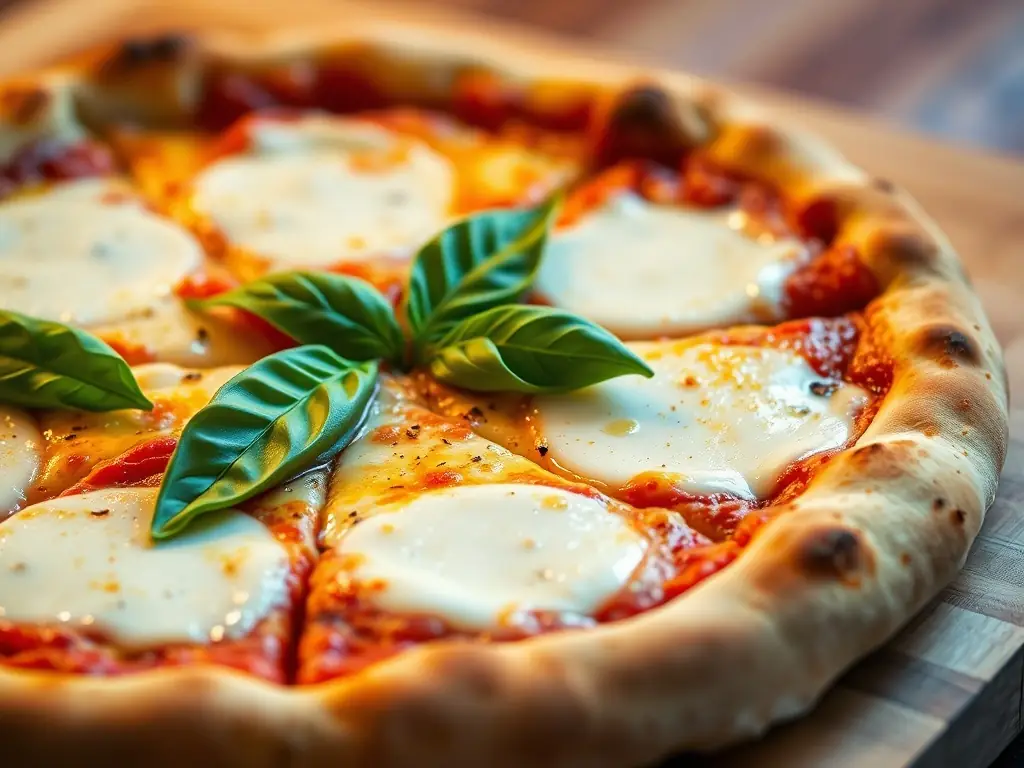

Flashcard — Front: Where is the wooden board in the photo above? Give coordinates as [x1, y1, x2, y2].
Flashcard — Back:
[0, 1, 1022, 765]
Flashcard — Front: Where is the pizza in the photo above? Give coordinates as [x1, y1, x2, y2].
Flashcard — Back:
[0, 22, 1009, 768]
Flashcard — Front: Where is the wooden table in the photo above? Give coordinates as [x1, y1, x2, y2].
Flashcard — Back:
[1, 1, 1022, 766]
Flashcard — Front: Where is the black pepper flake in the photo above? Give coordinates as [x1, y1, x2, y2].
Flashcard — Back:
[538, 445, 549, 457]
[471, 456, 482, 463]
[90, 509, 110, 517]
[468, 406, 484, 420]
[196, 327, 209, 343]
[391, 441, 399, 447]
[405, 427, 420, 439]
[809, 381, 838, 397]
[347, 510, 359, 518]
[182, 372, 202, 382]
[441, 438, 452, 446]
[409, 424, 421, 431]
[64, 433, 78, 441]
[436, 462, 447, 467]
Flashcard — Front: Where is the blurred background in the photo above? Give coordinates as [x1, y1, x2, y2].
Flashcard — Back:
[3, 0, 1021, 155]
[435, 0, 1024, 155]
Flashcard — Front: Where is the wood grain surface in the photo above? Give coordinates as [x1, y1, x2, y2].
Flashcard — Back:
[0, 1, 1022, 766]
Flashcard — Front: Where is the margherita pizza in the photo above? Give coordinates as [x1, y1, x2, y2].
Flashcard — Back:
[0, 23, 1009, 768]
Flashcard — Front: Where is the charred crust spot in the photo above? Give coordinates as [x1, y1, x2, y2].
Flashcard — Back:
[951, 508, 967, 526]
[113, 34, 189, 69]
[873, 177, 896, 193]
[800, 527, 871, 581]
[933, 498, 946, 512]
[918, 325, 982, 367]
[594, 83, 703, 167]
[608, 85, 674, 132]
[0, 87, 50, 125]
[900, 552, 912, 565]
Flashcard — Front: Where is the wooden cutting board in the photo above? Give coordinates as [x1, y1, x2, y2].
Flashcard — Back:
[1, 1, 1022, 766]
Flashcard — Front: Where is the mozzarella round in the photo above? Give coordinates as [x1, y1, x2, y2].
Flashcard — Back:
[0, 194, 203, 327]
[339, 483, 647, 630]
[0, 488, 290, 647]
[0, 406, 42, 515]
[535, 194, 803, 339]
[533, 343, 868, 500]
[192, 116, 454, 270]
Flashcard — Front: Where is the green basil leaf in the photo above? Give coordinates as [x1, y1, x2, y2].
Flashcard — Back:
[405, 195, 561, 352]
[195, 272, 404, 365]
[151, 345, 378, 539]
[0, 310, 153, 412]
[427, 305, 654, 393]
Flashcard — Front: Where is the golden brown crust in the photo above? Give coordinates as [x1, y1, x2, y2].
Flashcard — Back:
[0, 19, 1009, 768]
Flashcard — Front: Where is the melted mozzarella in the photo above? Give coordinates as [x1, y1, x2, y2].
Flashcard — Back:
[0, 407, 41, 514]
[340, 484, 646, 630]
[321, 381, 523, 545]
[535, 194, 803, 339]
[0, 488, 289, 646]
[35, 364, 241, 495]
[0, 194, 203, 327]
[192, 116, 453, 270]
[92, 300, 277, 368]
[534, 343, 867, 499]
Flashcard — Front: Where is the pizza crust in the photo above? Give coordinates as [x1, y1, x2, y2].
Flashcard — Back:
[0, 19, 1008, 768]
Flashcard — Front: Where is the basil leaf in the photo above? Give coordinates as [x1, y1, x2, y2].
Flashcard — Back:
[151, 345, 378, 539]
[195, 272, 404, 365]
[427, 305, 653, 393]
[0, 310, 152, 412]
[405, 196, 561, 352]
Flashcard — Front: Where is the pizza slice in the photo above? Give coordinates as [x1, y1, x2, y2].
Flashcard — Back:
[0, 466, 326, 682]
[298, 377, 714, 682]
[418, 315, 889, 540]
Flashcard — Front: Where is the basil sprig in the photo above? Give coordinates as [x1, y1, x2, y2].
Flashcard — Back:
[404, 196, 561, 356]
[0, 310, 152, 412]
[427, 305, 652, 393]
[193, 272, 404, 365]
[151, 345, 377, 539]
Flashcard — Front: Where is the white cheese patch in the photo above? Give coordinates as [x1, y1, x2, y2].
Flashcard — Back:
[535, 194, 804, 339]
[534, 343, 868, 500]
[340, 484, 646, 630]
[0, 406, 41, 514]
[0, 194, 203, 327]
[192, 116, 454, 270]
[0, 488, 290, 647]
[92, 300, 277, 368]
